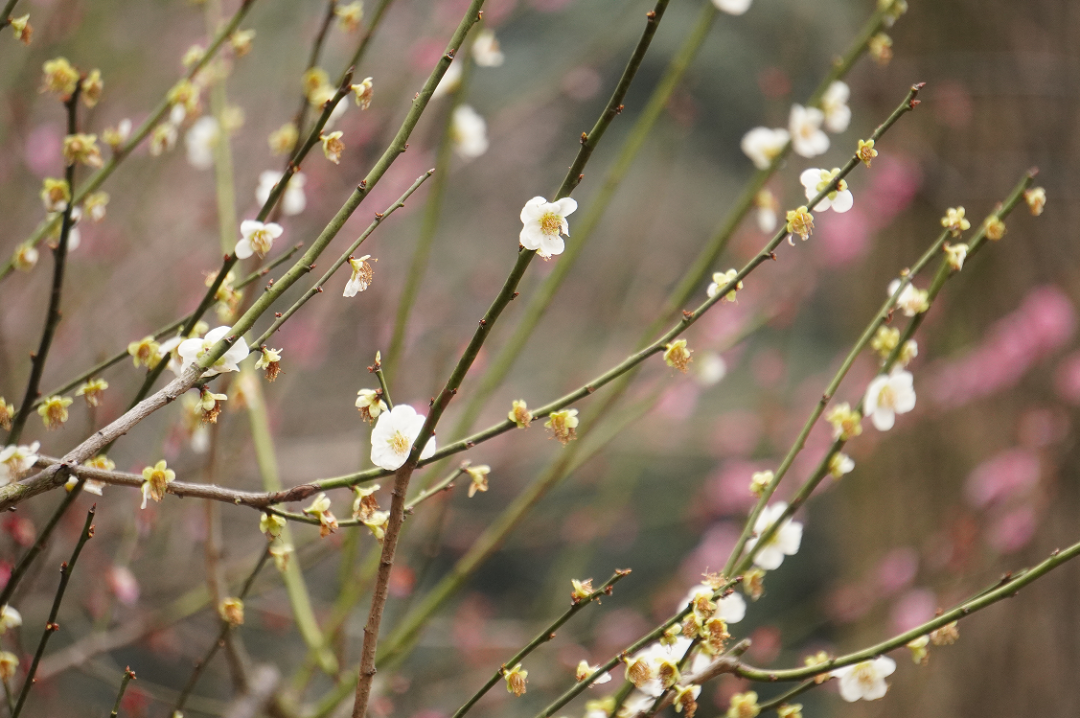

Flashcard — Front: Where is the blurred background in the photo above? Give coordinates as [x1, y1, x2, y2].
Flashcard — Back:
[1, 0, 1079, 716]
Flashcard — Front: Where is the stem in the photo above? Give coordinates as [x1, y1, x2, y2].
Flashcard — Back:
[250, 170, 433, 348]
[6, 88, 81, 444]
[732, 169, 1035, 577]
[171, 546, 272, 715]
[384, 43, 475, 380]
[0, 0, 260, 282]
[31, 242, 303, 410]
[404, 463, 469, 512]
[245, 375, 339, 674]
[109, 667, 137, 718]
[348, 5, 670, 715]
[11, 507, 95, 718]
[0, 482, 83, 607]
[439, 1, 718, 454]
[0, 0, 19, 26]
[291, 0, 339, 139]
[736, 537, 1080, 682]
[205, 0, 239, 255]
[450, 571, 631, 718]
[653, 2, 894, 331]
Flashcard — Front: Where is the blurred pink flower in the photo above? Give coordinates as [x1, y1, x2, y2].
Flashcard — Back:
[531, 0, 575, 11]
[1018, 407, 1070, 448]
[965, 448, 1039, 508]
[656, 381, 701, 421]
[987, 506, 1037, 554]
[827, 583, 874, 624]
[704, 462, 768, 515]
[751, 347, 785, 387]
[745, 626, 782, 665]
[932, 80, 974, 129]
[876, 547, 919, 596]
[679, 522, 740, 584]
[1054, 350, 1080, 405]
[863, 155, 921, 224]
[928, 286, 1076, 408]
[24, 123, 63, 177]
[708, 411, 762, 457]
[814, 206, 871, 267]
[108, 565, 140, 606]
[889, 588, 936, 634]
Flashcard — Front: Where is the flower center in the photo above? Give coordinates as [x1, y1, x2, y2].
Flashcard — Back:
[251, 229, 273, 254]
[539, 212, 562, 236]
[388, 431, 410, 455]
[878, 384, 896, 410]
[852, 663, 876, 688]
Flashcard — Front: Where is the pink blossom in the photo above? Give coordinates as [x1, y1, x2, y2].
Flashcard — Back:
[928, 286, 1076, 408]
[656, 382, 701, 421]
[679, 522, 740, 584]
[1054, 351, 1080, 404]
[876, 547, 919, 596]
[987, 506, 1037, 554]
[889, 588, 936, 634]
[815, 207, 871, 267]
[746, 626, 782, 665]
[965, 449, 1040, 508]
[863, 155, 921, 224]
[108, 565, 141, 606]
[827, 583, 874, 624]
[708, 412, 762, 458]
[24, 124, 64, 177]
[705, 462, 769, 514]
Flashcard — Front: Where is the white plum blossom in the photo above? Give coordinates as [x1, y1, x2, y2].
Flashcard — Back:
[519, 196, 577, 259]
[185, 116, 220, 170]
[754, 189, 779, 233]
[833, 656, 896, 702]
[800, 168, 853, 213]
[177, 325, 250, 377]
[711, 0, 752, 14]
[863, 369, 916, 431]
[740, 127, 790, 170]
[789, 104, 829, 158]
[887, 278, 930, 317]
[471, 30, 504, 67]
[343, 255, 375, 297]
[432, 60, 462, 99]
[235, 220, 283, 259]
[0, 606, 21, 634]
[693, 352, 727, 386]
[450, 105, 489, 159]
[0, 442, 40, 485]
[745, 502, 802, 570]
[370, 404, 436, 471]
[821, 81, 851, 133]
[256, 170, 307, 216]
[684, 584, 746, 624]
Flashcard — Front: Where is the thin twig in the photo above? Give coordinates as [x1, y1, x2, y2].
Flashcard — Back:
[291, 0, 339, 139]
[7, 87, 81, 443]
[171, 546, 272, 716]
[109, 667, 137, 718]
[348, 4, 669, 716]
[531, 171, 1036, 718]
[31, 241, 303, 411]
[731, 170, 1036, 577]
[11, 507, 95, 718]
[250, 170, 434, 348]
[0, 0, 261, 281]
[736, 536, 1080, 682]
[450, 570, 631, 718]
